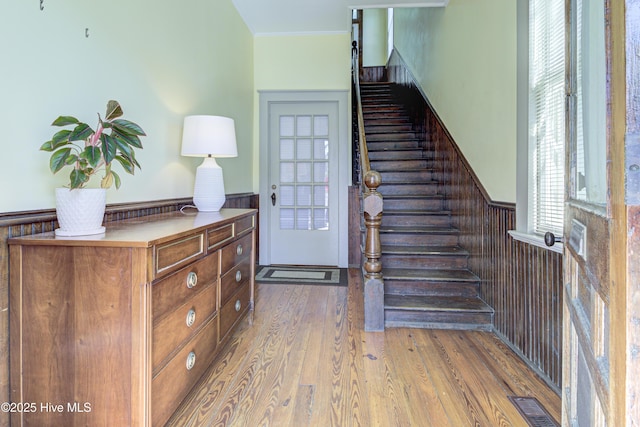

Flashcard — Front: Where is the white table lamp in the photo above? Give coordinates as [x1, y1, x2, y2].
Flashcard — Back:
[181, 115, 238, 211]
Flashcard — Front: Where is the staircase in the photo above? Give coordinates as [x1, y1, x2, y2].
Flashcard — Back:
[360, 81, 493, 330]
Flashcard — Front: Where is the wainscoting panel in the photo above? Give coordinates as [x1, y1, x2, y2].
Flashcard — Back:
[0, 193, 258, 426]
[386, 52, 563, 391]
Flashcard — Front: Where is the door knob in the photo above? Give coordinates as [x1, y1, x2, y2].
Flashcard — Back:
[271, 192, 276, 206]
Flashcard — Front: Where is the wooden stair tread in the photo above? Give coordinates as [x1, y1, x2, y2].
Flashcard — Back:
[383, 268, 479, 282]
[384, 295, 493, 313]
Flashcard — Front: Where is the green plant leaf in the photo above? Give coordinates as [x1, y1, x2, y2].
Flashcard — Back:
[50, 148, 72, 173]
[105, 100, 123, 121]
[52, 129, 72, 145]
[101, 134, 118, 164]
[114, 135, 134, 157]
[112, 119, 146, 136]
[113, 130, 143, 149]
[114, 155, 135, 174]
[111, 170, 122, 189]
[69, 123, 93, 141]
[51, 116, 79, 126]
[101, 170, 114, 189]
[69, 168, 89, 189]
[40, 140, 55, 152]
[82, 145, 102, 168]
[41, 130, 72, 151]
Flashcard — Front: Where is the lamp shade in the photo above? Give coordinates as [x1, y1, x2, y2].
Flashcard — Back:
[181, 115, 238, 158]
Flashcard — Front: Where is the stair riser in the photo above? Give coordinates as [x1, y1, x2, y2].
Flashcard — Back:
[380, 233, 459, 246]
[363, 112, 406, 120]
[384, 310, 493, 330]
[379, 171, 438, 182]
[368, 151, 431, 161]
[364, 118, 412, 125]
[382, 214, 451, 227]
[378, 185, 439, 197]
[371, 159, 434, 170]
[381, 254, 468, 269]
[367, 132, 417, 141]
[365, 125, 414, 133]
[368, 141, 422, 151]
[384, 280, 479, 298]
[383, 198, 444, 211]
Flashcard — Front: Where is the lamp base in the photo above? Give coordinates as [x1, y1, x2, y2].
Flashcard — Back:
[193, 157, 226, 212]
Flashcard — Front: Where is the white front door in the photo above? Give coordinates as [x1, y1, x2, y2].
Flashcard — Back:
[259, 92, 348, 267]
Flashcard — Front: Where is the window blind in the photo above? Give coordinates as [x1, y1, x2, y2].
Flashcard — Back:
[529, 0, 565, 235]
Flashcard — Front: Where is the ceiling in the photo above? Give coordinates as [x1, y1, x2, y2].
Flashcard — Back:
[231, 0, 449, 35]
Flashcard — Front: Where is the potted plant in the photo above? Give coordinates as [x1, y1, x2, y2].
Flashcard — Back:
[40, 100, 146, 236]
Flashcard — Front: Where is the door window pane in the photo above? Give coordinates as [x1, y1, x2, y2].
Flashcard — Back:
[314, 139, 329, 160]
[314, 208, 329, 230]
[297, 116, 312, 136]
[280, 163, 294, 183]
[280, 209, 294, 229]
[314, 162, 328, 183]
[280, 139, 294, 160]
[314, 186, 328, 207]
[297, 162, 312, 182]
[280, 186, 294, 206]
[297, 186, 312, 206]
[296, 209, 311, 230]
[314, 115, 329, 136]
[280, 116, 294, 137]
[297, 139, 312, 159]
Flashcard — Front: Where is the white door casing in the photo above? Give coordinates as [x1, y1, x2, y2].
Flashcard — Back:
[259, 91, 349, 267]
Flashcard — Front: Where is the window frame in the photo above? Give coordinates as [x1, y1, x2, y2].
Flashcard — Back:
[511, 0, 565, 254]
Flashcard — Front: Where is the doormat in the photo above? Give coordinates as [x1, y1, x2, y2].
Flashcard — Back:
[255, 266, 347, 287]
[508, 396, 559, 427]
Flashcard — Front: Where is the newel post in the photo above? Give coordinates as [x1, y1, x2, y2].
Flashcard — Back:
[363, 170, 384, 331]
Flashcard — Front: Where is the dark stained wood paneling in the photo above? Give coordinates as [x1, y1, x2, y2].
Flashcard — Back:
[386, 51, 563, 391]
[361, 66, 387, 83]
[0, 192, 258, 426]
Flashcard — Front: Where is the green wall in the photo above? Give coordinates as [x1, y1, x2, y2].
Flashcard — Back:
[363, 9, 388, 67]
[0, 0, 254, 213]
[394, 1, 517, 203]
[252, 33, 352, 190]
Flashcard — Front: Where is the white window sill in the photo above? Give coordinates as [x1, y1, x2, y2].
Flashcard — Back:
[508, 230, 563, 254]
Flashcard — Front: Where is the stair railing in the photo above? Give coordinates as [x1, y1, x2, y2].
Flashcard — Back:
[352, 42, 384, 331]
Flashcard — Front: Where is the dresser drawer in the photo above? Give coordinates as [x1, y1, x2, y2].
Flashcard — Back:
[153, 252, 218, 322]
[152, 316, 218, 427]
[220, 257, 252, 308]
[206, 222, 235, 252]
[155, 232, 205, 278]
[235, 214, 255, 237]
[219, 283, 251, 343]
[220, 233, 252, 274]
[152, 283, 217, 371]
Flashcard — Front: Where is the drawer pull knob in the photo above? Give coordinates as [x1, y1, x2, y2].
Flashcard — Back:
[186, 308, 196, 327]
[186, 351, 196, 370]
[235, 270, 242, 282]
[186, 272, 198, 289]
[236, 244, 243, 256]
[235, 300, 242, 312]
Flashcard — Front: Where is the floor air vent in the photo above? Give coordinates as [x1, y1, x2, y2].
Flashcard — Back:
[508, 396, 559, 427]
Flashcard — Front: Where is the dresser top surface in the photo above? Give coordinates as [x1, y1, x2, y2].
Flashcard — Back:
[8, 208, 256, 248]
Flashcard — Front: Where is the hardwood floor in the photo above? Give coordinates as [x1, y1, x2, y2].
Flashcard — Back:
[168, 269, 560, 426]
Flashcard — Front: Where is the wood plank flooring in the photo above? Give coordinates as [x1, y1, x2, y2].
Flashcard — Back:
[168, 269, 560, 426]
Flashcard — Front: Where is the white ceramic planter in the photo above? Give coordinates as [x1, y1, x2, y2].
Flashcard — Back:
[55, 188, 107, 237]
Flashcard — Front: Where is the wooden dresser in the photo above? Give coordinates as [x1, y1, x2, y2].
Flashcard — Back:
[8, 208, 256, 426]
